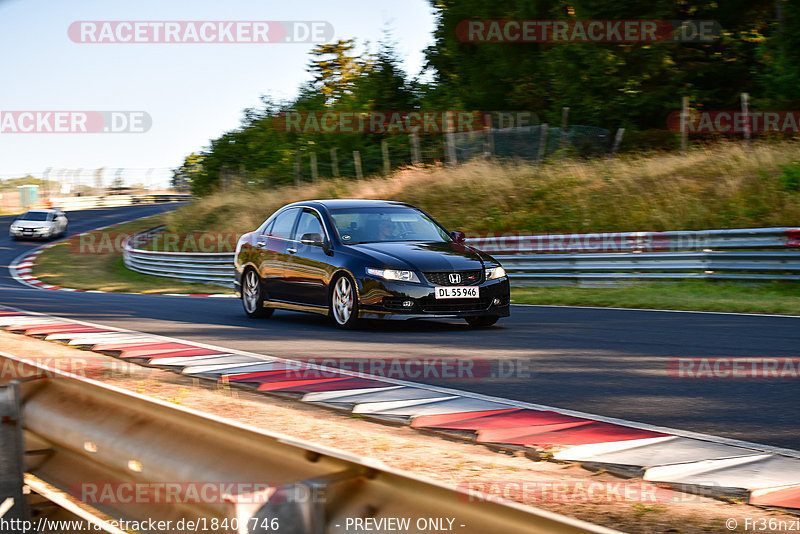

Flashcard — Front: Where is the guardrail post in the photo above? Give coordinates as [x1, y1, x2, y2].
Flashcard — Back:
[0, 382, 30, 531]
[230, 470, 362, 534]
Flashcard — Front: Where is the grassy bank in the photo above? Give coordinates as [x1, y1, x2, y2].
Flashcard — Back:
[512, 281, 800, 315]
[30, 141, 800, 309]
[33, 216, 232, 294]
[166, 140, 800, 235]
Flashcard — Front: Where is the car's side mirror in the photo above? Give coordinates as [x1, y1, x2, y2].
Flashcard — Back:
[451, 231, 466, 245]
[300, 233, 325, 247]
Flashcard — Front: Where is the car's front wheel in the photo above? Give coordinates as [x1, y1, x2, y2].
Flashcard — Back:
[465, 316, 499, 328]
[330, 274, 359, 329]
[242, 269, 274, 319]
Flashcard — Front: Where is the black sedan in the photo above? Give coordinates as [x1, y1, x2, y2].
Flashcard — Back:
[233, 199, 510, 329]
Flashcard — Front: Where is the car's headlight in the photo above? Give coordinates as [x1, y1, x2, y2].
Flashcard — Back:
[366, 267, 420, 283]
[485, 266, 506, 280]
[10, 226, 20, 231]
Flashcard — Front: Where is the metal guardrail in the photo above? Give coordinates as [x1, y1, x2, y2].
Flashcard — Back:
[123, 249, 234, 286]
[122, 229, 234, 287]
[0, 353, 616, 534]
[469, 227, 800, 254]
[122, 227, 800, 288]
[497, 250, 800, 285]
[50, 194, 192, 211]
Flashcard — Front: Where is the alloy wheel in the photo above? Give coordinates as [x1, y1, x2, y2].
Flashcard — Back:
[243, 270, 260, 314]
[332, 276, 354, 325]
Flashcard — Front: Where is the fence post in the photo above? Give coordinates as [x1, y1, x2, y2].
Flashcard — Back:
[445, 111, 457, 166]
[112, 168, 123, 191]
[330, 148, 339, 177]
[410, 132, 421, 165]
[741, 92, 751, 146]
[93, 167, 103, 196]
[310, 152, 319, 182]
[353, 151, 363, 180]
[681, 96, 689, 154]
[610, 128, 625, 158]
[537, 124, 549, 163]
[294, 152, 302, 186]
[381, 139, 390, 175]
[220, 166, 230, 191]
[484, 113, 494, 158]
[560, 107, 570, 157]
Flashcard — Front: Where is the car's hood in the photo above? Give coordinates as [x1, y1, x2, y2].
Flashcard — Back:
[12, 220, 52, 228]
[349, 241, 487, 272]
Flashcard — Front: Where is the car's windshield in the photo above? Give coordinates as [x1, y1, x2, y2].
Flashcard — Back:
[19, 212, 49, 221]
[330, 207, 451, 245]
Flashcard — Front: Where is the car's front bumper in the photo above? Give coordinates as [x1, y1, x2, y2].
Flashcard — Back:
[358, 277, 510, 320]
[9, 227, 53, 239]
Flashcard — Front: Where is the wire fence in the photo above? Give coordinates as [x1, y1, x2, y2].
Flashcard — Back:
[454, 125, 612, 163]
[290, 124, 614, 184]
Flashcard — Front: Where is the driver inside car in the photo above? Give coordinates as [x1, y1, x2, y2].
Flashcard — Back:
[377, 218, 398, 241]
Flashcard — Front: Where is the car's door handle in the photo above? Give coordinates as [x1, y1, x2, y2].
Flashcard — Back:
[256, 240, 267, 247]
[287, 247, 297, 254]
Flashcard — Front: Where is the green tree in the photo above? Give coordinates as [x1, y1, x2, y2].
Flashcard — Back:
[307, 39, 365, 105]
[172, 153, 204, 192]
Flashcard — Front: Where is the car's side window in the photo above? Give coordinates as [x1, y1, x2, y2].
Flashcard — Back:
[269, 208, 299, 239]
[295, 209, 326, 243]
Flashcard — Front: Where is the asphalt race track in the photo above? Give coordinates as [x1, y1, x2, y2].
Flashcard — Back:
[1, 205, 798, 450]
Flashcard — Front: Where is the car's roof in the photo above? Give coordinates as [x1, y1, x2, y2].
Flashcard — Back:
[290, 199, 413, 210]
[24, 209, 58, 214]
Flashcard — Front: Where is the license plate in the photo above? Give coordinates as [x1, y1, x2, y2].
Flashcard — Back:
[434, 286, 479, 299]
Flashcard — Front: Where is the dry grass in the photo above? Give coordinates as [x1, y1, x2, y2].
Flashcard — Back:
[512, 281, 800, 315]
[167, 140, 800, 235]
[33, 216, 232, 294]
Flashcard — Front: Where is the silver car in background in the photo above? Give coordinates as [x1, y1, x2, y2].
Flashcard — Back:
[9, 209, 68, 240]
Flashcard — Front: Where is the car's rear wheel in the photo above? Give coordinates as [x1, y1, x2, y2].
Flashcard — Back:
[330, 274, 359, 329]
[242, 269, 274, 319]
[465, 316, 499, 328]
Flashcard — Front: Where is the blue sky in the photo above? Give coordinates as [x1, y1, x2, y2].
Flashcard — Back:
[0, 0, 436, 186]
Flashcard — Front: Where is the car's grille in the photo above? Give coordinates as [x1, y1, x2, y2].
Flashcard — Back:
[423, 270, 482, 286]
[421, 297, 492, 313]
